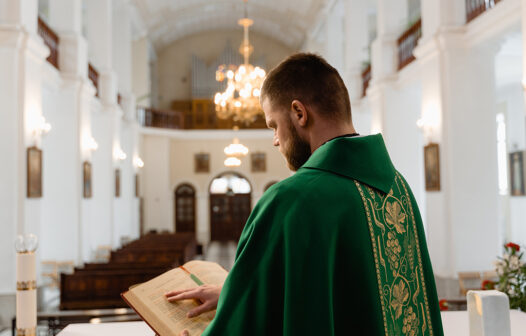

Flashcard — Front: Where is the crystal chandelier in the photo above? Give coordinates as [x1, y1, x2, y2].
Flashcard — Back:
[214, 0, 266, 124]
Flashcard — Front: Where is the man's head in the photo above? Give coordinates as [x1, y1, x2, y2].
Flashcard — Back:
[260, 53, 354, 171]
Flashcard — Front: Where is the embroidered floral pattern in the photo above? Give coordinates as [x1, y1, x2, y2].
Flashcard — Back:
[386, 200, 406, 234]
[354, 173, 433, 336]
[403, 306, 419, 336]
[391, 280, 409, 319]
[386, 231, 402, 275]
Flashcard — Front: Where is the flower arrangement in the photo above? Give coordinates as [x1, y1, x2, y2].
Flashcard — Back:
[438, 299, 449, 311]
[494, 242, 526, 310]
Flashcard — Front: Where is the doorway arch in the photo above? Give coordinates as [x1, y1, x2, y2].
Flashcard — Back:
[209, 172, 252, 241]
[175, 183, 196, 233]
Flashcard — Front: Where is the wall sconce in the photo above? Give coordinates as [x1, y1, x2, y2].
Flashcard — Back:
[134, 157, 144, 168]
[114, 147, 127, 161]
[31, 115, 51, 138]
[417, 102, 441, 143]
[83, 136, 98, 152]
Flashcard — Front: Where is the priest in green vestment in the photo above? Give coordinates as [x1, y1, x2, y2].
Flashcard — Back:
[166, 53, 444, 336]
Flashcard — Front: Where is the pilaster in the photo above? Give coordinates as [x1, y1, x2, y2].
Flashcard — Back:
[416, 1, 501, 276]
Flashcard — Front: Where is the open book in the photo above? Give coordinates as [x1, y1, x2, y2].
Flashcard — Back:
[122, 260, 228, 336]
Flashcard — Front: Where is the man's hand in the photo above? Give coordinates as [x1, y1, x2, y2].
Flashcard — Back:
[164, 284, 222, 318]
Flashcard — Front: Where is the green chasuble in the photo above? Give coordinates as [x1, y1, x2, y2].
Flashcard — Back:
[203, 134, 444, 336]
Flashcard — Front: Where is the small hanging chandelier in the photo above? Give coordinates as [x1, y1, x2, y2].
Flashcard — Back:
[224, 138, 249, 157]
[214, 0, 266, 124]
[224, 157, 242, 167]
[223, 127, 249, 167]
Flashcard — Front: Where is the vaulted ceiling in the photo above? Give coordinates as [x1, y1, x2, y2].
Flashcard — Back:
[131, 0, 329, 51]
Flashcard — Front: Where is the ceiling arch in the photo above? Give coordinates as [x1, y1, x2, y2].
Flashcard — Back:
[131, 0, 328, 51]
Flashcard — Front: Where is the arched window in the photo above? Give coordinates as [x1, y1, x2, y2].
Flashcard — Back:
[175, 183, 196, 233]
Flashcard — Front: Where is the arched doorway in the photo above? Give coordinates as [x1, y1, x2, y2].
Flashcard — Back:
[175, 183, 196, 233]
[209, 172, 252, 241]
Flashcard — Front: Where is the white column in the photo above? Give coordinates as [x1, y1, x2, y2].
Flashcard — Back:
[326, 0, 345, 75]
[416, 0, 500, 277]
[44, 0, 96, 264]
[368, 0, 408, 134]
[344, 0, 370, 101]
[522, 0, 526, 102]
[87, 0, 125, 249]
[132, 37, 152, 107]
[86, 0, 117, 105]
[0, 0, 48, 293]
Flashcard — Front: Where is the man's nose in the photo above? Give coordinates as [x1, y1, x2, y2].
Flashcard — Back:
[273, 137, 279, 147]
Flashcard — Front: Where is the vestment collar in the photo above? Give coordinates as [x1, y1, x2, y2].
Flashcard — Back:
[301, 134, 396, 194]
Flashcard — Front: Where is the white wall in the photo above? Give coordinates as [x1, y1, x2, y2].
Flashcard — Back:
[497, 84, 526, 245]
[141, 129, 291, 244]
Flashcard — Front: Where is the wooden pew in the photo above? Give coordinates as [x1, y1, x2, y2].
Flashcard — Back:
[60, 267, 169, 309]
[60, 233, 197, 310]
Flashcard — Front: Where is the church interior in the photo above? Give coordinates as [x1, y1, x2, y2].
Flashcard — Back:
[1, 0, 526, 334]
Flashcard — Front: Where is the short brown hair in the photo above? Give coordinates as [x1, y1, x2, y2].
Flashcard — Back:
[261, 53, 351, 122]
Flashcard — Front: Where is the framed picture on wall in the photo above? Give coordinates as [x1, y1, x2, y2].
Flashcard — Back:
[83, 161, 92, 198]
[424, 143, 440, 191]
[194, 153, 210, 173]
[251, 152, 266, 173]
[115, 169, 121, 198]
[27, 146, 42, 198]
[509, 151, 525, 196]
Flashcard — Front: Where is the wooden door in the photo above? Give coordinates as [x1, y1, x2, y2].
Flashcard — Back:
[210, 194, 251, 241]
[175, 184, 196, 233]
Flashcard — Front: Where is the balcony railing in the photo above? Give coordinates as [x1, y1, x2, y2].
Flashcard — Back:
[137, 107, 185, 130]
[37, 17, 59, 69]
[361, 64, 371, 97]
[397, 18, 422, 70]
[88, 63, 99, 97]
[466, 0, 502, 23]
[138, 101, 268, 130]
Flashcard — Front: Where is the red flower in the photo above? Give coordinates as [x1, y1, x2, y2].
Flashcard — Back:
[481, 280, 495, 290]
[439, 299, 449, 311]
[505, 242, 520, 252]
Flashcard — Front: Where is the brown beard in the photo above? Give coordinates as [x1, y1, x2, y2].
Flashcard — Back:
[284, 120, 312, 171]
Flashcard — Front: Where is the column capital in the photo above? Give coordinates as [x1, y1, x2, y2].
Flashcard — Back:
[58, 33, 88, 77]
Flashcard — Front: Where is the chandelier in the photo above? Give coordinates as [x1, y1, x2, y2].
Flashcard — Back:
[223, 127, 249, 167]
[214, 0, 266, 124]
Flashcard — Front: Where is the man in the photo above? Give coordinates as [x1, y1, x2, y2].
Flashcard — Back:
[166, 53, 444, 335]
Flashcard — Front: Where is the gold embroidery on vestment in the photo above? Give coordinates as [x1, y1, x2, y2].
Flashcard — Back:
[355, 173, 434, 335]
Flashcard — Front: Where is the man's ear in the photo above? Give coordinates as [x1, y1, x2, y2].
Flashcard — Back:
[290, 100, 308, 127]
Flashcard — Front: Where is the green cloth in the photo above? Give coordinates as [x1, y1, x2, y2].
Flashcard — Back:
[203, 134, 444, 336]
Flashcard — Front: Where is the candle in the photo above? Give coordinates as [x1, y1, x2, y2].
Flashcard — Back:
[15, 234, 38, 336]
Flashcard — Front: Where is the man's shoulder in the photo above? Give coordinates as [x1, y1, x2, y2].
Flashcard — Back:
[260, 167, 363, 210]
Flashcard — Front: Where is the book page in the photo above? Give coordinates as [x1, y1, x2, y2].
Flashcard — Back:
[123, 261, 228, 336]
[183, 260, 229, 286]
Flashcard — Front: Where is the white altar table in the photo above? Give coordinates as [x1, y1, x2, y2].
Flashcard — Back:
[57, 311, 526, 336]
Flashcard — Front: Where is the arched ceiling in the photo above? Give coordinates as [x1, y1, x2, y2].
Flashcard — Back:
[131, 0, 329, 51]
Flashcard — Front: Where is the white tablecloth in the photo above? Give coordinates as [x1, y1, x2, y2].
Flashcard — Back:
[57, 311, 526, 336]
[58, 321, 155, 336]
